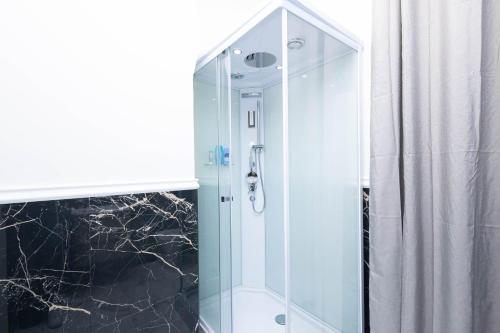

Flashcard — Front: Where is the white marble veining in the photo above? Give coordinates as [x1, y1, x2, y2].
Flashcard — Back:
[0, 191, 199, 333]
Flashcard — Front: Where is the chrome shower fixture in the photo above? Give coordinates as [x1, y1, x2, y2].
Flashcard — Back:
[252, 144, 264, 151]
[244, 52, 277, 68]
[231, 72, 245, 80]
[242, 92, 262, 98]
[246, 170, 258, 195]
[247, 99, 266, 214]
[248, 144, 266, 214]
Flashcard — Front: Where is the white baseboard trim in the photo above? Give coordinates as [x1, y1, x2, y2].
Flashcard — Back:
[0, 179, 199, 204]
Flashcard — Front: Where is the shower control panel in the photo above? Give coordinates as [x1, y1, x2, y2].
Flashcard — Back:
[248, 110, 256, 128]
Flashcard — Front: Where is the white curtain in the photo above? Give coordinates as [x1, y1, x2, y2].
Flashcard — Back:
[370, 0, 500, 332]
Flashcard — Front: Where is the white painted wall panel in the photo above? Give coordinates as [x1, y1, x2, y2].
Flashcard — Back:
[0, 1, 198, 199]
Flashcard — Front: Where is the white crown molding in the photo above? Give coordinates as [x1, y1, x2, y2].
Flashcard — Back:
[0, 179, 199, 204]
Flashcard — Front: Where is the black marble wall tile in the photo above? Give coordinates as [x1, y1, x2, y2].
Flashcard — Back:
[362, 187, 370, 333]
[0, 190, 198, 333]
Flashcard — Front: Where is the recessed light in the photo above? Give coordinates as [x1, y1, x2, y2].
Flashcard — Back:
[288, 38, 305, 50]
[276, 65, 283, 70]
[301, 74, 308, 79]
[233, 48, 242, 55]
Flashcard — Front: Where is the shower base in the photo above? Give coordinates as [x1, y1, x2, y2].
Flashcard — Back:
[200, 287, 341, 333]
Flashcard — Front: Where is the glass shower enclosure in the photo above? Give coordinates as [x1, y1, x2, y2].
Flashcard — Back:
[194, 1, 362, 332]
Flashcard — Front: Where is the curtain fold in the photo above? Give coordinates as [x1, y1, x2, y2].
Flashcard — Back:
[370, 1, 500, 332]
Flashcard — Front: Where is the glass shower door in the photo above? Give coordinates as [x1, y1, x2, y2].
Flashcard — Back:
[194, 50, 233, 333]
[285, 11, 362, 333]
[194, 57, 223, 333]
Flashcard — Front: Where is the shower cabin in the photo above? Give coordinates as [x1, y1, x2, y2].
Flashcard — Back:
[194, 1, 362, 332]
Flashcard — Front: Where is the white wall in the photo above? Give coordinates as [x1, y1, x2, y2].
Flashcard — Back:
[0, 0, 370, 205]
[0, 1, 199, 202]
[194, 0, 371, 185]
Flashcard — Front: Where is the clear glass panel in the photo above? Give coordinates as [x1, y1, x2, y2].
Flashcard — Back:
[287, 12, 361, 333]
[217, 51, 233, 333]
[194, 58, 222, 333]
[194, 51, 234, 333]
[227, 9, 286, 333]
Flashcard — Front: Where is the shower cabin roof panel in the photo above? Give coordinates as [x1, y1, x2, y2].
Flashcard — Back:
[230, 10, 355, 89]
[229, 10, 282, 89]
[195, 0, 363, 75]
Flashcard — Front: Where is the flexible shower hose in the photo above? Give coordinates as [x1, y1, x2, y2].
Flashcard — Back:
[252, 149, 266, 214]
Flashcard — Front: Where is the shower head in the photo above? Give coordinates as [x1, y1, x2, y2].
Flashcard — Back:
[244, 52, 276, 68]
[241, 92, 262, 98]
[252, 144, 264, 151]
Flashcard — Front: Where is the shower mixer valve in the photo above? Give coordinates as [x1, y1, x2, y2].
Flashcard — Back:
[246, 170, 259, 199]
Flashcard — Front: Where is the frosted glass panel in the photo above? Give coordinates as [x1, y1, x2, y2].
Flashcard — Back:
[264, 84, 285, 296]
[287, 13, 360, 333]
